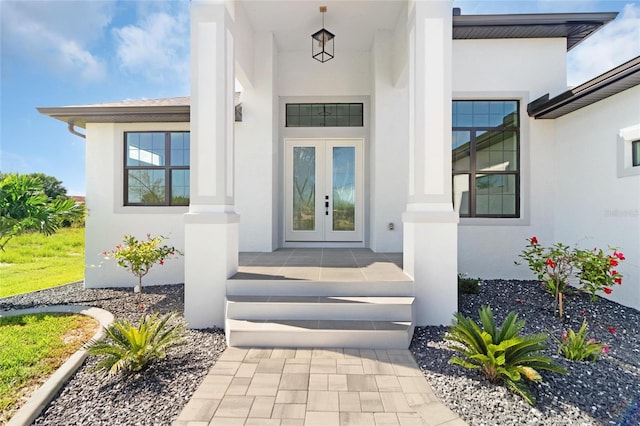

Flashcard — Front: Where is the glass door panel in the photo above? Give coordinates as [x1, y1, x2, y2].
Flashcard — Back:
[285, 139, 362, 243]
[292, 147, 316, 231]
[331, 147, 355, 231]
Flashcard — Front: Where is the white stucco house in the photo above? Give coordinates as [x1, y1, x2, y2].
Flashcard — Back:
[39, 0, 639, 348]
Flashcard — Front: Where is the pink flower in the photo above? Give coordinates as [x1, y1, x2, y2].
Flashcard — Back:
[546, 258, 556, 269]
[561, 332, 568, 341]
[587, 338, 596, 344]
[614, 251, 625, 260]
[159, 259, 164, 265]
[608, 327, 616, 334]
[516, 300, 523, 305]
[530, 236, 538, 244]
[610, 270, 618, 276]
[614, 277, 622, 285]
[603, 346, 610, 354]
[609, 258, 619, 267]
[579, 310, 587, 316]
[603, 287, 612, 294]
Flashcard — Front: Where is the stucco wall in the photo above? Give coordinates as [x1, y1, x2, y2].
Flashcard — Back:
[553, 86, 640, 310]
[370, 30, 408, 252]
[235, 32, 279, 252]
[453, 38, 567, 279]
[84, 122, 187, 289]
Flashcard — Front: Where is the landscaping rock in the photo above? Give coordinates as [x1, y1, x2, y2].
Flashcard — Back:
[1, 283, 226, 425]
[410, 279, 640, 426]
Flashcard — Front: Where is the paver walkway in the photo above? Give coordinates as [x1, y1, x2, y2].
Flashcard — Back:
[173, 347, 467, 426]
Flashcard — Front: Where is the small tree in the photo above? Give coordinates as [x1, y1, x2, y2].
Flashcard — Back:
[104, 234, 182, 305]
[0, 173, 80, 250]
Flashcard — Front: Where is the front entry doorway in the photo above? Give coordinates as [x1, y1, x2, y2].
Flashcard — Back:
[285, 139, 363, 242]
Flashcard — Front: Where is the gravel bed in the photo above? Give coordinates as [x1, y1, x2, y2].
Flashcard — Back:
[1, 282, 226, 425]
[3, 280, 639, 425]
[410, 279, 640, 426]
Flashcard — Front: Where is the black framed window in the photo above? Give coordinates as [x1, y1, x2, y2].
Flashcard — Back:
[452, 100, 520, 218]
[124, 131, 190, 206]
[286, 103, 363, 127]
[633, 140, 640, 167]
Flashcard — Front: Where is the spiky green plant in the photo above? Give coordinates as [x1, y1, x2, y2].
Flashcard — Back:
[87, 312, 186, 377]
[445, 306, 566, 405]
[556, 320, 609, 362]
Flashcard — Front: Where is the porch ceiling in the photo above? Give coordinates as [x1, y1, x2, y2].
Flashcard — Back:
[238, 0, 405, 52]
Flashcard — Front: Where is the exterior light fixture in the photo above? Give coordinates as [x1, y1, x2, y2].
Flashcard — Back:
[311, 6, 334, 63]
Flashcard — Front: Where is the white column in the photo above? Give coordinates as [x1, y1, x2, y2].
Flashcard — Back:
[403, 0, 459, 325]
[185, 0, 238, 328]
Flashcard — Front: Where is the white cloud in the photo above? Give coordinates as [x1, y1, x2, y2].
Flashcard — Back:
[0, 0, 113, 82]
[112, 3, 190, 85]
[568, 3, 640, 86]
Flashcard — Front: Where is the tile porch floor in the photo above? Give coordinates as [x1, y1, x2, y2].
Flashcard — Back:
[233, 249, 409, 282]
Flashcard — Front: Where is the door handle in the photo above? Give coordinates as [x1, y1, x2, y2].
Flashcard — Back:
[325, 195, 329, 215]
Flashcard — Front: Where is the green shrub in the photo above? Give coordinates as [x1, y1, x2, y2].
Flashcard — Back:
[458, 276, 480, 294]
[87, 312, 186, 377]
[556, 320, 609, 362]
[445, 306, 566, 405]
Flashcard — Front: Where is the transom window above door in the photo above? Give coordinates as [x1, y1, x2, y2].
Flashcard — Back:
[286, 103, 363, 127]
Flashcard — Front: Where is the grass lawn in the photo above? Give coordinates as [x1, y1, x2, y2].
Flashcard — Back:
[0, 227, 85, 298]
[0, 313, 98, 423]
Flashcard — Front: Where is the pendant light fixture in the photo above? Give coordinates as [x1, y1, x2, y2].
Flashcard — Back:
[311, 6, 334, 63]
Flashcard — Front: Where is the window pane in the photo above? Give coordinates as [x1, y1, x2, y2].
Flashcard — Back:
[472, 101, 490, 127]
[476, 131, 518, 172]
[452, 174, 470, 215]
[452, 131, 471, 171]
[170, 133, 190, 166]
[292, 147, 316, 231]
[171, 170, 190, 204]
[453, 101, 473, 127]
[475, 174, 516, 216]
[127, 169, 165, 204]
[332, 147, 355, 231]
[633, 140, 640, 167]
[127, 133, 165, 166]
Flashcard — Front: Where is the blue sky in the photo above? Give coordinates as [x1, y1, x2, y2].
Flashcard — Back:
[1, 0, 639, 196]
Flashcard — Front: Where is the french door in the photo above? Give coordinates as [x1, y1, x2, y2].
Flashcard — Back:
[285, 139, 363, 242]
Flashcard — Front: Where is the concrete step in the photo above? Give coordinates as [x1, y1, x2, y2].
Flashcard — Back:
[226, 279, 414, 297]
[225, 295, 415, 321]
[226, 319, 415, 349]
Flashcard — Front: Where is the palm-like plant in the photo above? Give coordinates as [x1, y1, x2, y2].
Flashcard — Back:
[87, 312, 186, 377]
[445, 306, 566, 405]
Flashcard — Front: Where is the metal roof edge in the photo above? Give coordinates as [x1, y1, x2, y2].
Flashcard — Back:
[452, 11, 618, 26]
[528, 55, 640, 119]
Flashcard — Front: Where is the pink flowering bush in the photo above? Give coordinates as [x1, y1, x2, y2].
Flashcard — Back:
[103, 234, 182, 305]
[518, 237, 624, 317]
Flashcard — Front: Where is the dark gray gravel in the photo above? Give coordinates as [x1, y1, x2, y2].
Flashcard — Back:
[1, 282, 226, 426]
[410, 279, 640, 426]
[3, 280, 639, 425]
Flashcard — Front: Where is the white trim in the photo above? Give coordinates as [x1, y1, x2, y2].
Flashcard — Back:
[618, 123, 640, 178]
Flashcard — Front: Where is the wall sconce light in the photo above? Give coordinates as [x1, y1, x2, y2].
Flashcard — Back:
[311, 6, 334, 63]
